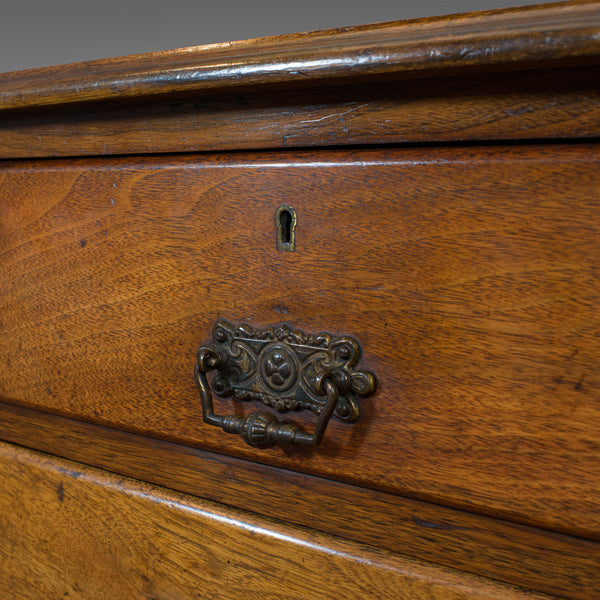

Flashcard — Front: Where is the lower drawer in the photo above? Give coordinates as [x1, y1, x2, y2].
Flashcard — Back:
[1, 146, 599, 538]
[0, 441, 553, 600]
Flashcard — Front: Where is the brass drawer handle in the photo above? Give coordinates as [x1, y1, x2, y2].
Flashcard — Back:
[195, 320, 376, 449]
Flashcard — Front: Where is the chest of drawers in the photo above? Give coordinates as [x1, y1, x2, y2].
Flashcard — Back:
[1, 2, 600, 598]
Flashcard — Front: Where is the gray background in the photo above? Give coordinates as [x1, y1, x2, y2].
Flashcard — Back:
[1, 0, 550, 73]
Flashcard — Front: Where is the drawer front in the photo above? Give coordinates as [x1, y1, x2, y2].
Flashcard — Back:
[4, 441, 555, 600]
[1, 146, 599, 537]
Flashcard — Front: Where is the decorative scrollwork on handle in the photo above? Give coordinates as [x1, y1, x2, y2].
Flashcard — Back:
[194, 320, 376, 449]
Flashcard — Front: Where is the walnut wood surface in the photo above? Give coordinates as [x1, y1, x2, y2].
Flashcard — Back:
[0, 441, 556, 600]
[0, 1, 599, 111]
[1, 146, 599, 540]
[1, 65, 599, 159]
[0, 401, 596, 600]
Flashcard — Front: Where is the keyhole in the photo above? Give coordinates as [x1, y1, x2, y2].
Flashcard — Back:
[276, 205, 296, 251]
[280, 210, 292, 244]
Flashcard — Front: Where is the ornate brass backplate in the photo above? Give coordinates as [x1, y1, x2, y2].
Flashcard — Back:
[195, 319, 376, 449]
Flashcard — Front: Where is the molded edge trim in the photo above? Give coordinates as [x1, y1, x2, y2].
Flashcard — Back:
[0, 1, 599, 110]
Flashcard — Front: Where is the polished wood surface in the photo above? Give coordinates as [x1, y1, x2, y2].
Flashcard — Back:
[1, 145, 599, 539]
[0, 401, 596, 600]
[1, 2, 599, 160]
[1, 4, 599, 598]
[1, 66, 598, 159]
[0, 1, 598, 110]
[0, 441, 555, 600]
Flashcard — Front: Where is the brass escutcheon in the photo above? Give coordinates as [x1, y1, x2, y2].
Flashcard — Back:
[195, 319, 376, 449]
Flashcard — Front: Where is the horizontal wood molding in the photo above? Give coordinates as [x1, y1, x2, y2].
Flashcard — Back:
[0, 401, 597, 600]
[1, 65, 599, 159]
[0, 1, 599, 111]
[0, 441, 559, 600]
[1, 2, 599, 159]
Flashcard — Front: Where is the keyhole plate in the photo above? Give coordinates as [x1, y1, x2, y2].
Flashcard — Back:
[276, 205, 296, 251]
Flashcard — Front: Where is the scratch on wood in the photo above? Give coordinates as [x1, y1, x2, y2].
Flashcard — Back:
[299, 102, 372, 125]
[411, 515, 471, 532]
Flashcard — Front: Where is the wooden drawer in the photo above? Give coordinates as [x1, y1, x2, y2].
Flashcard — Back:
[1, 441, 557, 600]
[1, 144, 599, 540]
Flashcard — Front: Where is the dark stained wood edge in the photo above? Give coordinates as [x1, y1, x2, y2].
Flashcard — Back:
[1, 1, 599, 111]
[0, 400, 596, 600]
[1, 64, 599, 159]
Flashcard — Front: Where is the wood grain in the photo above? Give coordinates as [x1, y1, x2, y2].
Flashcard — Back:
[1, 146, 599, 540]
[0, 1, 599, 110]
[0, 401, 597, 600]
[1, 65, 599, 159]
[0, 441, 556, 600]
